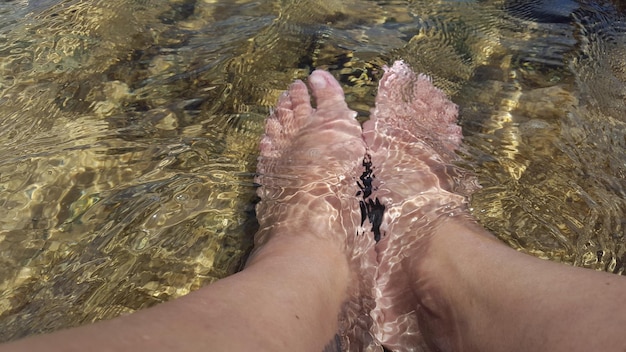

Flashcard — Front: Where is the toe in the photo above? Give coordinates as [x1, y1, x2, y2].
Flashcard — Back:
[286, 80, 313, 125]
[308, 70, 348, 110]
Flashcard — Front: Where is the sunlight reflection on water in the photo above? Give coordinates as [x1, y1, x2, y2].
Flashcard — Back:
[0, 0, 624, 343]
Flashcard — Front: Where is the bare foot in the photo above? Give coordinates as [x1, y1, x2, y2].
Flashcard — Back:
[362, 61, 479, 350]
[251, 70, 379, 351]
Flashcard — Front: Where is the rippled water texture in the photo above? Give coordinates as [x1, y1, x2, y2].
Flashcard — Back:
[0, 0, 624, 344]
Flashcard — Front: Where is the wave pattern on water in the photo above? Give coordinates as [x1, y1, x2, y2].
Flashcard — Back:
[0, 0, 625, 347]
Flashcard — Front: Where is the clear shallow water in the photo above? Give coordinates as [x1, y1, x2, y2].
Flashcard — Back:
[0, 0, 624, 343]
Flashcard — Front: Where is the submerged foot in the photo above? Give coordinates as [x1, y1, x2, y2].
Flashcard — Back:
[363, 61, 479, 351]
[254, 70, 365, 244]
[252, 70, 379, 351]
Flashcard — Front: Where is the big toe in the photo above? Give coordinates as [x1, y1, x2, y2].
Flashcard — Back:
[309, 70, 349, 110]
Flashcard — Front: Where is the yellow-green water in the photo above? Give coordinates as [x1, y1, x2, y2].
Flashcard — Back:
[0, 0, 624, 342]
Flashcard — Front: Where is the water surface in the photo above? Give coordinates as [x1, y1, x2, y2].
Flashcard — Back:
[0, 0, 624, 343]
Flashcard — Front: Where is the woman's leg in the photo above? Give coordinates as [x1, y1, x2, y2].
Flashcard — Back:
[364, 60, 626, 352]
[0, 235, 349, 352]
[412, 216, 626, 352]
[363, 60, 475, 350]
[0, 70, 377, 352]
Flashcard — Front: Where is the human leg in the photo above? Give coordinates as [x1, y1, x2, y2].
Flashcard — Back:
[363, 61, 626, 352]
[250, 69, 378, 351]
[0, 70, 377, 352]
[0, 236, 349, 352]
[362, 60, 478, 350]
[411, 214, 626, 352]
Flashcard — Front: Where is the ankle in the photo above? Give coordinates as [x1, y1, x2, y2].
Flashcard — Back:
[406, 215, 502, 351]
[248, 234, 349, 289]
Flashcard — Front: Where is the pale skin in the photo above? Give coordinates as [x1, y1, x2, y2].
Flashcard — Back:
[0, 235, 349, 352]
[5, 215, 626, 352]
[410, 217, 626, 352]
[2, 67, 626, 352]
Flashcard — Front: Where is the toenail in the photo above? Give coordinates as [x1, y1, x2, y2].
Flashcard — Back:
[310, 74, 327, 89]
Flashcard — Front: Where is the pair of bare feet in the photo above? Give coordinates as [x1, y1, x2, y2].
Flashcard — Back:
[251, 61, 478, 351]
[4, 62, 626, 352]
